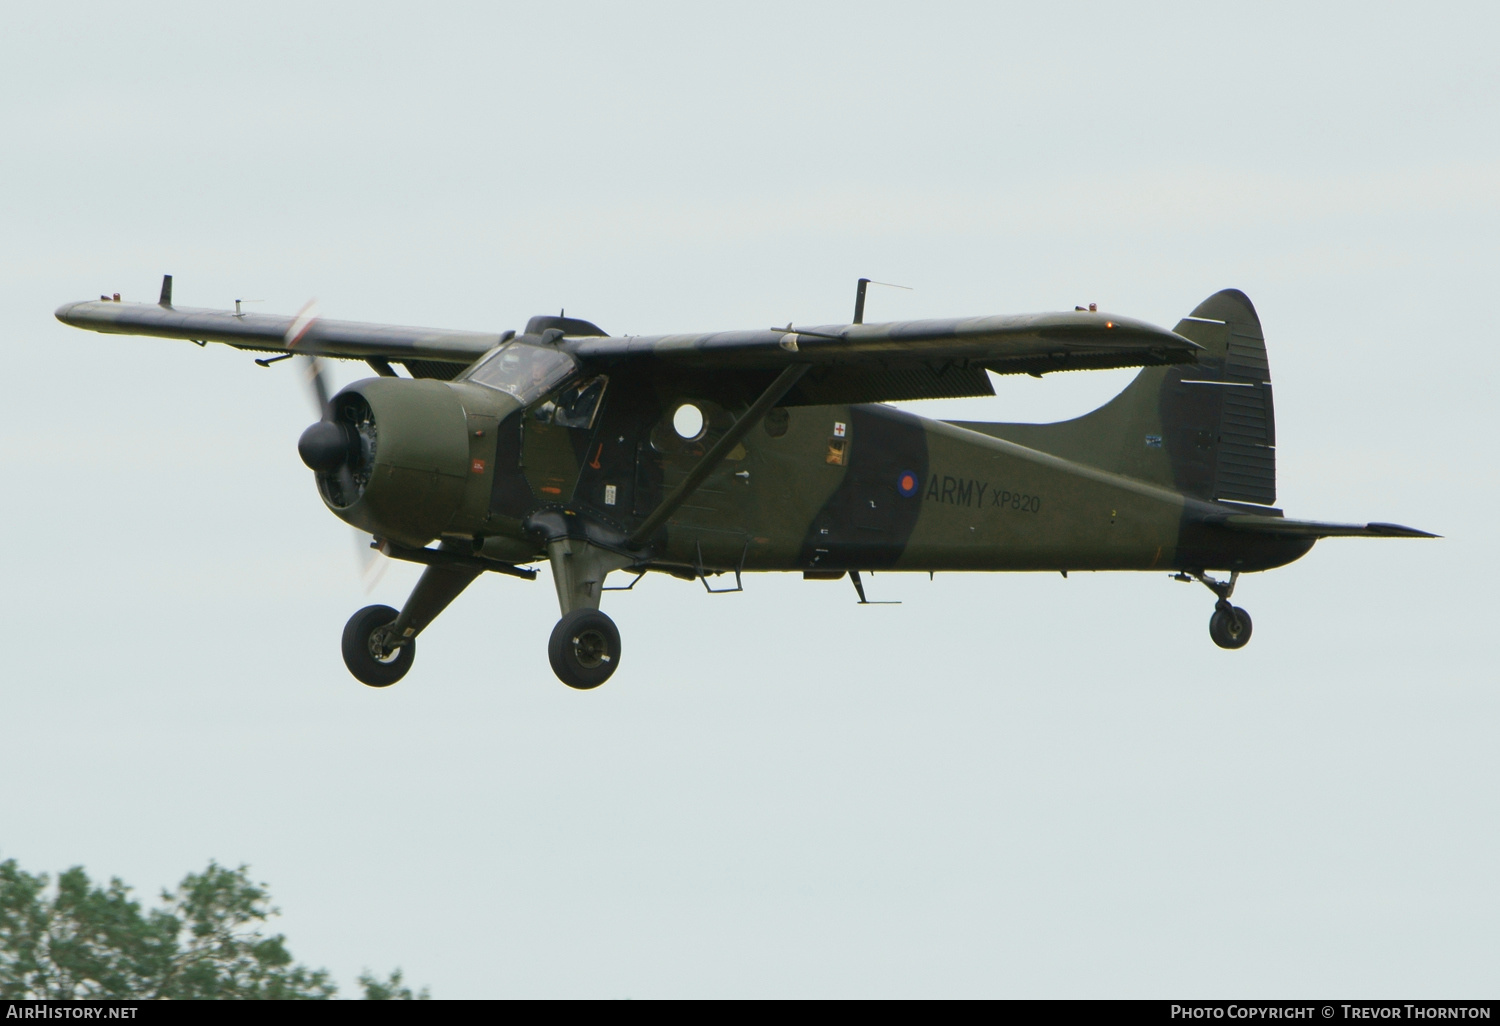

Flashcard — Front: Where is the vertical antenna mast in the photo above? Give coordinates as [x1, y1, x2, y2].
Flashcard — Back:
[852, 277, 911, 325]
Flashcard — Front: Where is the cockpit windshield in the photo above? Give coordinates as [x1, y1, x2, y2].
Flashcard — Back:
[462, 342, 578, 404]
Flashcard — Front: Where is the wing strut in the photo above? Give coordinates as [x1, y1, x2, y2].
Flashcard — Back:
[629, 364, 810, 546]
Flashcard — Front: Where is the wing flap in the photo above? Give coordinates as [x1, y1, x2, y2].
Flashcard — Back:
[788, 362, 995, 405]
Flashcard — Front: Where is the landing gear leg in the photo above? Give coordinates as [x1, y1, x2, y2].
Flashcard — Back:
[1176, 570, 1253, 650]
[545, 539, 631, 690]
[341, 560, 483, 687]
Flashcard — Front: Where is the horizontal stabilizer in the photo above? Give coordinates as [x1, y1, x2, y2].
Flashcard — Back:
[1210, 514, 1438, 539]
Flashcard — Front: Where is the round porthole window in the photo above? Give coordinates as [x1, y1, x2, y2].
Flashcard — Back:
[672, 403, 705, 440]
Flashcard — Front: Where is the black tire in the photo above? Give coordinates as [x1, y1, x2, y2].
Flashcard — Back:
[341, 604, 414, 687]
[548, 608, 621, 690]
[1209, 605, 1253, 650]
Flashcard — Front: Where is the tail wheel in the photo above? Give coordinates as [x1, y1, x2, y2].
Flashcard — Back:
[342, 604, 414, 687]
[1209, 605, 1253, 650]
[548, 609, 621, 690]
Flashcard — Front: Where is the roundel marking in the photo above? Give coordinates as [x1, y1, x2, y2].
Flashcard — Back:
[897, 470, 919, 497]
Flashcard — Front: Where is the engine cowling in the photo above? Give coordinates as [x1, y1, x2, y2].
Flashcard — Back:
[301, 377, 516, 547]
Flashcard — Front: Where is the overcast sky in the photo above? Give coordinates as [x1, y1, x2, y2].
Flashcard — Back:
[2, 1, 1495, 998]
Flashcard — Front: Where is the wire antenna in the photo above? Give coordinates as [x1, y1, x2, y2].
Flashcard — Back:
[853, 278, 913, 324]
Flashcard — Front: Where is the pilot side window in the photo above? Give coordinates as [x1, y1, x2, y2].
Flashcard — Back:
[550, 376, 608, 430]
[463, 342, 578, 405]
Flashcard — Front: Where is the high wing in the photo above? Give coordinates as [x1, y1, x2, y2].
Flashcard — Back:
[54, 295, 503, 380]
[1210, 513, 1438, 538]
[57, 282, 1201, 405]
[561, 312, 1202, 405]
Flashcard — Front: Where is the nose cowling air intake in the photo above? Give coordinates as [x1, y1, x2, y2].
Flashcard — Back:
[300, 377, 473, 547]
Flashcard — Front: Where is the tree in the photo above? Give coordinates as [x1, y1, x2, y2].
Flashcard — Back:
[0, 857, 424, 999]
[358, 968, 429, 1001]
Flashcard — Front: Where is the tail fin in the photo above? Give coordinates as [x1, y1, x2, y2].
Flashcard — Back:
[950, 289, 1277, 505]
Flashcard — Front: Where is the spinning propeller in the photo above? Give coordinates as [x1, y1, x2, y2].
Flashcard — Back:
[287, 301, 387, 590]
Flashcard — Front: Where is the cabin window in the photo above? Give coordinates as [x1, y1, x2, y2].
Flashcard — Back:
[672, 403, 706, 441]
[463, 342, 577, 405]
[552, 376, 608, 430]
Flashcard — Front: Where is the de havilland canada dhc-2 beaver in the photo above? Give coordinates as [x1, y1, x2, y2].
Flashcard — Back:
[55, 276, 1434, 689]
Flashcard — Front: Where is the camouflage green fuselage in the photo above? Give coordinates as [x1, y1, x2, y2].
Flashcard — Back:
[533, 397, 1310, 576]
[328, 371, 1309, 578]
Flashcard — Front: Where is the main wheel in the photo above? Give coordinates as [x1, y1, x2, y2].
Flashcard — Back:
[342, 604, 414, 687]
[548, 608, 621, 690]
[1209, 605, 1253, 650]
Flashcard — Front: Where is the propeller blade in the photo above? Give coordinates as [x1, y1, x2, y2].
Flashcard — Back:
[286, 300, 331, 419]
[355, 532, 389, 594]
[301, 354, 332, 419]
[284, 298, 320, 348]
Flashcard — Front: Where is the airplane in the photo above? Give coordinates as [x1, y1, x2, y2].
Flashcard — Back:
[55, 276, 1435, 689]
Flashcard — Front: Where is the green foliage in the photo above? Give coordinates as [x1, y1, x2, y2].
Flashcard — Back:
[0, 857, 422, 1000]
[358, 968, 428, 1000]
